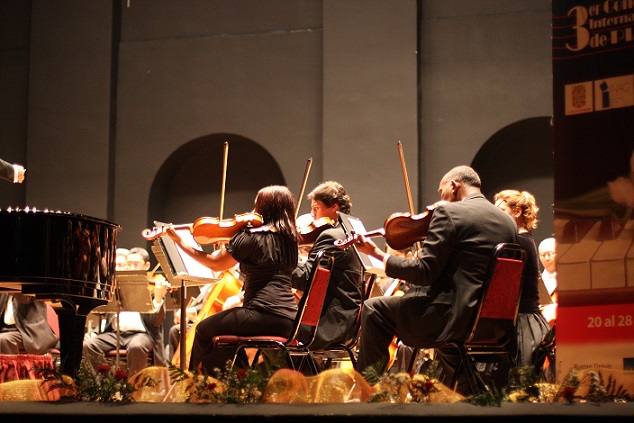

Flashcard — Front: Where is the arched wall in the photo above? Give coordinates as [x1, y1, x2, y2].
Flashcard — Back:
[473, 116, 554, 244]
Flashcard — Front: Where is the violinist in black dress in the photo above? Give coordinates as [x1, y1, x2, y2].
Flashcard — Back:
[167, 185, 299, 374]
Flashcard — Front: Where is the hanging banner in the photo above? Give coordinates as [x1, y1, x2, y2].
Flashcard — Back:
[552, 0, 634, 388]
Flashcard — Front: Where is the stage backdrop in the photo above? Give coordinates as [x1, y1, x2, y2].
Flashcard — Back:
[552, 0, 634, 391]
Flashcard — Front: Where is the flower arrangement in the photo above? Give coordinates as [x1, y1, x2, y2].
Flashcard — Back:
[39, 362, 136, 402]
[363, 359, 441, 403]
[555, 368, 632, 404]
[368, 372, 440, 403]
[168, 361, 271, 403]
[32, 361, 632, 405]
[498, 366, 632, 405]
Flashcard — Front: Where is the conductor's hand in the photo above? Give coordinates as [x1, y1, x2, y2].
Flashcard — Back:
[14, 164, 25, 183]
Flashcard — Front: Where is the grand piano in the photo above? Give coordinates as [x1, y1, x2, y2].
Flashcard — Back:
[0, 207, 119, 378]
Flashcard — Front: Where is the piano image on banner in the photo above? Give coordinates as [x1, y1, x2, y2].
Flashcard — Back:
[0, 207, 119, 378]
[557, 216, 633, 291]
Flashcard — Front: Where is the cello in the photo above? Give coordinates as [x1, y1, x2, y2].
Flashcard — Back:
[386, 279, 406, 370]
[171, 269, 243, 369]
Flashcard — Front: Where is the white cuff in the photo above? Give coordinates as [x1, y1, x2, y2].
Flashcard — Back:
[153, 298, 164, 311]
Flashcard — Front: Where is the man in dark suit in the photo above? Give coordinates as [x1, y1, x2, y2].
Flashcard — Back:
[0, 293, 58, 354]
[351, 165, 518, 395]
[292, 181, 364, 351]
[0, 158, 25, 183]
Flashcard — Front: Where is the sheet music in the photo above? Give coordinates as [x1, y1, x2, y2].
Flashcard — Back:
[173, 227, 217, 279]
[93, 270, 155, 313]
[152, 221, 221, 286]
[338, 213, 385, 276]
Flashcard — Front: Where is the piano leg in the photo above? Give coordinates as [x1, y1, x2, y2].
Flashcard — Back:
[56, 308, 87, 379]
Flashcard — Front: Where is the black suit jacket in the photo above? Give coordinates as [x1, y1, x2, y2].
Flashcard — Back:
[0, 294, 58, 354]
[386, 193, 518, 345]
[0, 159, 16, 183]
[292, 221, 364, 349]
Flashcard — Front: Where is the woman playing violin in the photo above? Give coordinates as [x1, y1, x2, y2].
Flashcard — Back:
[291, 181, 364, 353]
[166, 185, 299, 374]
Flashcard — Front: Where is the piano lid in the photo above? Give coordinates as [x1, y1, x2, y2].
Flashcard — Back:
[0, 207, 120, 307]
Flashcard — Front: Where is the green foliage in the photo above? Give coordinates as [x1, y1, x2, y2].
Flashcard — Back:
[508, 366, 544, 402]
[464, 385, 508, 407]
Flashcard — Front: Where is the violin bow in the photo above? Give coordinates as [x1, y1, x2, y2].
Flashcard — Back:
[295, 158, 313, 219]
[219, 141, 229, 220]
[397, 141, 422, 251]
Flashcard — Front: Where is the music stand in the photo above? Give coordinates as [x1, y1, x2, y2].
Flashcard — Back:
[150, 222, 221, 369]
[338, 212, 385, 304]
[338, 213, 386, 277]
[91, 270, 157, 367]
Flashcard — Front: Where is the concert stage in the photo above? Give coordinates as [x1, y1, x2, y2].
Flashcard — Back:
[1, 401, 633, 422]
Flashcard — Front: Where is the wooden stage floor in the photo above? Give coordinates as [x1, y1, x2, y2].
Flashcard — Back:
[1, 401, 633, 422]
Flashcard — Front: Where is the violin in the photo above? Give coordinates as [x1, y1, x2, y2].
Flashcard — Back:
[142, 212, 264, 245]
[296, 213, 336, 246]
[334, 202, 445, 251]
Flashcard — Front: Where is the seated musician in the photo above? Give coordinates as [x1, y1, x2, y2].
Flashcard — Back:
[291, 181, 364, 352]
[538, 237, 557, 326]
[165, 185, 300, 374]
[0, 293, 58, 355]
[82, 247, 169, 376]
[350, 166, 518, 396]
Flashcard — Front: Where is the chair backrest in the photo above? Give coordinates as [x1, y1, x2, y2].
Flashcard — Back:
[466, 243, 525, 343]
[288, 250, 334, 347]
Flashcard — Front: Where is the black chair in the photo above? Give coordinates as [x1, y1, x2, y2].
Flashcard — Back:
[408, 242, 526, 394]
[211, 250, 335, 375]
[310, 271, 374, 371]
